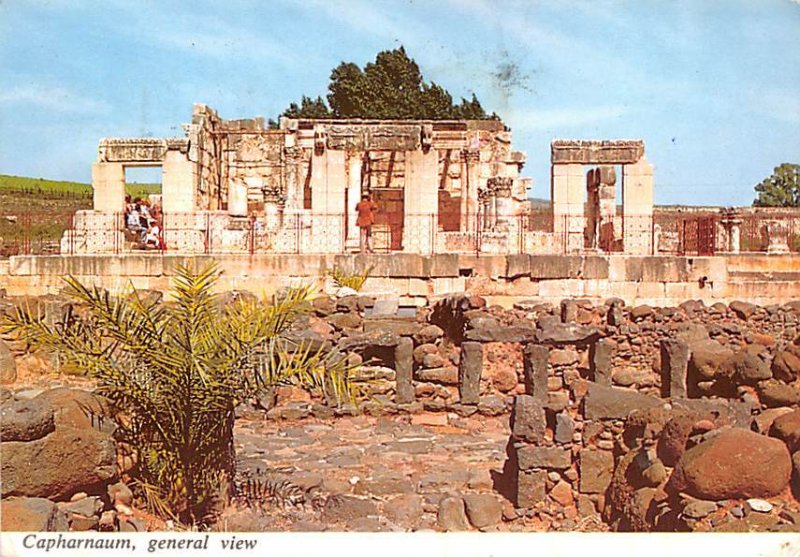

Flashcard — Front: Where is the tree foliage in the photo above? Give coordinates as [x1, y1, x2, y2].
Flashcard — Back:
[280, 46, 496, 120]
[0, 264, 353, 525]
[753, 163, 800, 207]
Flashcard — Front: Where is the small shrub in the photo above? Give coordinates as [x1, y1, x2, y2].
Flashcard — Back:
[327, 265, 373, 291]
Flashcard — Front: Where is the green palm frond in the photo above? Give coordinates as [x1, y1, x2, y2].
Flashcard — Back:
[327, 265, 373, 291]
[0, 262, 354, 526]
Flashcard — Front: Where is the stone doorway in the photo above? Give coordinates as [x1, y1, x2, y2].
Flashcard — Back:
[124, 165, 162, 203]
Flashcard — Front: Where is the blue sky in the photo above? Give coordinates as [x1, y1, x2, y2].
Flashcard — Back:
[1, 0, 798, 206]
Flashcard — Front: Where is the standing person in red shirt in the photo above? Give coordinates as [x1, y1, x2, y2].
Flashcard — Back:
[355, 193, 379, 254]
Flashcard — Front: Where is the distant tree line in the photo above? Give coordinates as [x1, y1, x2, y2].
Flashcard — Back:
[275, 46, 497, 123]
[753, 163, 800, 207]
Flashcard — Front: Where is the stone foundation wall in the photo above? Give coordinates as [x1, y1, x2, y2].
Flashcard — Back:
[2, 253, 800, 307]
[2, 287, 800, 532]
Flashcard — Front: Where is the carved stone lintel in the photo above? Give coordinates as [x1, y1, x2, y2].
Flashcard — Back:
[99, 138, 174, 163]
[327, 125, 365, 150]
[551, 139, 644, 165]
[488, 177, 513, 197]
[367, 125, 420, 151]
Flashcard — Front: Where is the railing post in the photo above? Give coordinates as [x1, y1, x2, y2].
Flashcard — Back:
[430, 213, 435, 256]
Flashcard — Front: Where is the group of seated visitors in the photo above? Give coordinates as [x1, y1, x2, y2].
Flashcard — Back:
[125, 195, 163, 249]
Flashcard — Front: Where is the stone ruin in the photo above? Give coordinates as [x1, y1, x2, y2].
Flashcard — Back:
[62, 104, 667, 257]
[2, 288, 800, 532]
[64, 104, 531, 255]
[551, 139, 653, 255]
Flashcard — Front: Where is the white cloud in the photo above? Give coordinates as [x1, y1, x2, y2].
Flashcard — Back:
[0, 84, 110, 114]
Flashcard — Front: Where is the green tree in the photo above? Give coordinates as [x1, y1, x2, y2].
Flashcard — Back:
[281, 46, 496, 120]
[1, 264, 352, 525]
[754, 163, 800, 207]
[283, 95, 333, 119]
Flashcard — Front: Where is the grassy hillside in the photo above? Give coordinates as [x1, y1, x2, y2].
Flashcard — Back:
[0, 174, 161, 212]
[0, 175, 161, 255]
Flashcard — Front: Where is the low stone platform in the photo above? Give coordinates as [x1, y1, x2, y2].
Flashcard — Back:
[2, 252, 800, 306]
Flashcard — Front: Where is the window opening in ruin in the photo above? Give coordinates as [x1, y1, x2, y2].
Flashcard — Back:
[584, 164, 622, 252]
[124, 166, 162, 201]
[123, 165, 163, 251]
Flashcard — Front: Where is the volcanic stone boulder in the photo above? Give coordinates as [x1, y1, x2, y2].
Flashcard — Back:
[689, 339, 733, 381]
[32, 388, 112, 432]
[1, 426, 117, 500]
[438, 496, 470, 531]
[758, 380, 800, 408]
[772, 350, 800, 382]
[729, 301, 757, 320]
[724, 350, 772, 385]
[463, 493, 503, 528]
[0, 398, 55, 442]
[0, 497, 69, 531]
[770, 410, 800, 453]
[670, 428, 791, 499]
[583, 382, 663, 420]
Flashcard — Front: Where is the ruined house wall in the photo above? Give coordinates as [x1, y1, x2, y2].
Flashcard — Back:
[3, 289, 799, 532]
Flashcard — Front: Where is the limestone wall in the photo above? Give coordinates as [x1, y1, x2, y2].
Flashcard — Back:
[1, 253, 800, 307]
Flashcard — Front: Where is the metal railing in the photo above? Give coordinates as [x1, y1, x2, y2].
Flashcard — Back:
[5, 209, 800, 257]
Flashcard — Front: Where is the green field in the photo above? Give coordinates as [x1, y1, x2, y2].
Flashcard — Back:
[0, 175, 161, 255]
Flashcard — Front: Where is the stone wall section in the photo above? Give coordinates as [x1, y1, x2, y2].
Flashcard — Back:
[3, 288, 800, 531]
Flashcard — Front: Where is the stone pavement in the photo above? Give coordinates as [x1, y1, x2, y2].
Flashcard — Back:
[227, 411, 607, 532]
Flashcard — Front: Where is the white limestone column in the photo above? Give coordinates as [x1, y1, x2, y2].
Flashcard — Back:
[552, 163, 584, 253]
[162, 151, 197, 213]
[404, 149, 438, 253]
[345, 152, 363, 251]
[92, 162, 126, 213]
[622, 156, 654, 255]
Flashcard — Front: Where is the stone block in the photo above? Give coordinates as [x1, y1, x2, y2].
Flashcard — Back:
[505, 255, 531, 279]
[660, 339, 689, 398]
[536, 323, 600, 345]
[458, 342, 482, 405]
[583, 382, 662, 420]
[579, 450, 614, 493]
[560, 299, 578, 323]
[590, 338, 615, 385]
[522, 344, 549, 402]
[516, 470, 547, 508]
[529, 256, 583, 279]
[554, 412, 575, 444]
[641, 257, 689, 283]
[582, 256, 610, 279]
[394, 337, 414, 405]
[517, 445, 572, 470]
[511, 395, 546, 443]
[424, 254, 460, 278]
[623, 258, 644, 282]
[465, 323, 537, 343]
